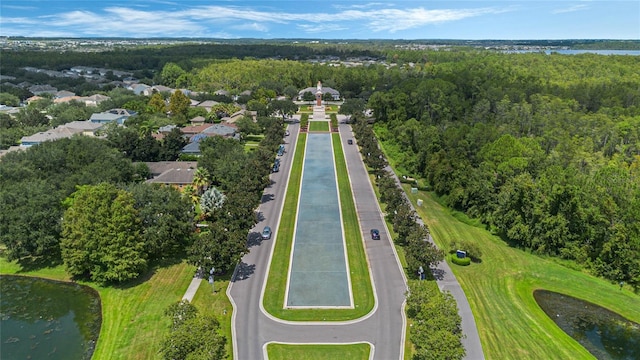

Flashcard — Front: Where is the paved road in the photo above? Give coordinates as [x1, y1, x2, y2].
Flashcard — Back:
[228, 123, 408, 360]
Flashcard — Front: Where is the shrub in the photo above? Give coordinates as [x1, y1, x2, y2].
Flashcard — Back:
[449, 239, 483, 261]
[450, 254, 471, 266]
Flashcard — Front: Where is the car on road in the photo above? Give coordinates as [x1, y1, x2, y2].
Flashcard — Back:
[261, 226, 272, 240]
[370, 229, 380, 240]
[285, 130, 290, 136]
[347, 139, 353, 145]
[277, 144, 285, 156]
[272, 163, 280, 172]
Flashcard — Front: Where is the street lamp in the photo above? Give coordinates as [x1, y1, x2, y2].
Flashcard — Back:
[209, 267, 215, 293]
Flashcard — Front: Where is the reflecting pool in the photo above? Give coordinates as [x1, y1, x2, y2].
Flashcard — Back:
[0, 275, 102, 360]
[534, 289, 640, 360]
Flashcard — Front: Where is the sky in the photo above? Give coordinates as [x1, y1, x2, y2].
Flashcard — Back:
[1, 1, 639, 40]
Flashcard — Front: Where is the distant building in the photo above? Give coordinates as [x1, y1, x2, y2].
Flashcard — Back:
[298, 84, 340, 101]
[89, 108, 137, 125]
[20, 121, 103, 148]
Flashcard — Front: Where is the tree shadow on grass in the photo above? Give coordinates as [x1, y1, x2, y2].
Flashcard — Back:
[16, 255, 63, 273]
[232, 261, 255, 282]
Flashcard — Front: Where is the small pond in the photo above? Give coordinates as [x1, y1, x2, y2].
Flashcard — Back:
[534, 289, 640, 360]
[0, 275, 102, 360]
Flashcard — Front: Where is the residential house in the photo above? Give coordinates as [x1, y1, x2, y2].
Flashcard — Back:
[55, 90, 76, 99]
[20, 121, 103, 148]
[201, 123, 237, 138]
[29, 84, 58, 96]
[89, 108, 137, 125]
[144, 161, 197, 191]
[194, 100, 219, 113]
[181, 124, 214, 139]
[129, 83, 151, 95]
[81, 94, 110, 107]
[190, 116, 206, 125]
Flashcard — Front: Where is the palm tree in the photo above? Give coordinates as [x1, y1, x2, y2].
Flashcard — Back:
[182, 185, 199, 206]
[199, 187, 226, 220]
[192, 167, 211, 195]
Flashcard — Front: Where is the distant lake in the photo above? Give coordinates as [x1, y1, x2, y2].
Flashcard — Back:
[503, 49, 640, 56]
[0, 275, 102, 360]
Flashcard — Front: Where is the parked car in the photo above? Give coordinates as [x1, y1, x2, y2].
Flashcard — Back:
[272, 163, 280, 172]
[285, 130, 290, 136]
[261, 226, 272, 240]
[277, 144, 285, 156]
[274, 158, 280, 166]
[347, 139, 353, 145]
[370, 229, 380, 240]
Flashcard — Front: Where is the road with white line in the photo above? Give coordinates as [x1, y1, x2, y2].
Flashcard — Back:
[228, 122, 408, 359]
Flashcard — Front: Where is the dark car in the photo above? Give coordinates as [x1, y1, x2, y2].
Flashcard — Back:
[261, 226, 272, 240]
[272, 163, 280, 172]
[347, 139, 353, 145]
[370, 229, 380, 240]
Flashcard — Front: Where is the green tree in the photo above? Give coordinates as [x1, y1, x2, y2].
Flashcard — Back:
[148, 92, 167, 114]
[161, 62, 187, 88]
[187, 222, 246, 274]
[339, 98, 366, 121]
[160, 309, 226, 360]
[126, 183, 194, 260]
[160, 127, 187, 161]
[0, 92, 21, 106]
[61, 183, 147, 283]
[169, 90, 191, 119]
[407, 281, 465, 360]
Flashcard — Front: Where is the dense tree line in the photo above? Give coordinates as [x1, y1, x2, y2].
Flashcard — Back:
[186, 117, 285, 274]
[368, 51, 640, 287]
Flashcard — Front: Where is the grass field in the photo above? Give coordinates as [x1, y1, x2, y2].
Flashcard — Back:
[266, 342, 371, 360]
[263, 133, 375, 320]
[403, 188, 640, 359]
[0, 258, 196, 360]
[191, 278, 234, 359]
[308, 121, 330, 132]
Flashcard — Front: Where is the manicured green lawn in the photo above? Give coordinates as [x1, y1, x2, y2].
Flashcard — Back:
[308, 121, 329, 132]
[404, 189, 640, 359]
[0, 258, 196, 360]
[263, 133, 374, 320]
[266, 342, 370, 360]
[191, 278, 234, 359]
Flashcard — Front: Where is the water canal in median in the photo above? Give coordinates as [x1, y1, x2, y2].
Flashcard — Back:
[0, 275, 102, 360]
[534, 289, 640, 360]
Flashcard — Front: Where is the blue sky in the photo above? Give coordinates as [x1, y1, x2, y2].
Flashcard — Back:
[1, 1, 638, 39]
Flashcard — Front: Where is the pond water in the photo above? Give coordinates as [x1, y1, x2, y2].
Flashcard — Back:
[534, 289, 640, 360]
[0, 275, 102, 360]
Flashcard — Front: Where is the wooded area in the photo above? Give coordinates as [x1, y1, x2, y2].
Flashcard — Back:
[368, 51, 640, 287]
[1, 44, 638, 286]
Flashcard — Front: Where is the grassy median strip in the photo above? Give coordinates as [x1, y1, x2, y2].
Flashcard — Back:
[263, 133, 374, 320]
[0, 259, 196, 360]
[308, 121, 329, 132]
[404, 189, 640, 359]
[266, 342, 371, 360]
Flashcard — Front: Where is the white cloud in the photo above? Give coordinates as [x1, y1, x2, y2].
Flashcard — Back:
[232, 22, 269, 33]
[552, 4, 589, 14]
[0, 3, 505, 37]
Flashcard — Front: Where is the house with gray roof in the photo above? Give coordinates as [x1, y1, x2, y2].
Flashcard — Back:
[201, 123, 237, 138]
[145, 161, 198, 192]
[89, 108, 137, 125]
[29, 84, 58, 96]
[20, 121, 103, 148]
